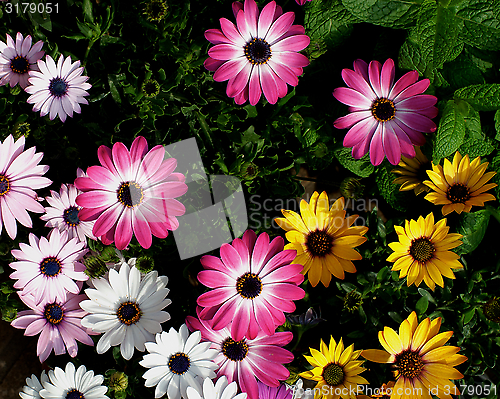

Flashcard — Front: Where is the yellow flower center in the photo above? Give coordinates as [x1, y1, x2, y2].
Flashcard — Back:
[409, 237, 435, 263]
[323, 363, 344, 386]
[305, 230, 333, 258]
[395, 350, 424, 379]
[371, 98, 396, 122]
[446, 183, 470, 204]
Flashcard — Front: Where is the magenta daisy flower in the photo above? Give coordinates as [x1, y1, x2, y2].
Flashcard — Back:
[186, 314, 293, 399]
[25, 54, 91, 122]
[0, 134, 51, 239]
[258, 382, 292, 399]
[197, 229, 304, 341]
[205, 0, 310, 105]
[333, 58, 438, 166]
[75, 136, 187, 250]
[41, 168, 96, 243]
[9, 229, 88, 305]
[295, 0, 312, 5]
[0, 32, 44, 89]
[11, 291, 95, 363]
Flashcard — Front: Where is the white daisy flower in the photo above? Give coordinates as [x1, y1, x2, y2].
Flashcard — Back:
[25, 54, 91, 122]
[19, 371, 48, 399]
[187, 376, 247, 399]
[140, 324, 219, 399]
[80, 261, 171, 360]
[39, 362, 108, 399]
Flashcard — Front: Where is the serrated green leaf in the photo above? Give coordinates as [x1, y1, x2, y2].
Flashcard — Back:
[335, 147, 374, 177]
[342, 0, 424, 28]
[458, 138, 494, 158]
[442, 50, 485, 90]
[433, 100, 466, 161]
[454, 84, 500, 111]
[455, 209, 490, 255]
[375, 162, 409, 212]
[456, 0, 500, 51]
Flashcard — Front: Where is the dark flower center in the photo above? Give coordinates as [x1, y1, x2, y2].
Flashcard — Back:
[323, 363, 344, 386]
[236, 272, 262, 299]
[343, 291, 363, 312]
[63, 206, 81, 226]
[10, 55, 29, 74]
[66, 389, 85, 399]
[44, 303, 64, 324]
[446, 183, 470, 204]
[395, 350, 424, 379]
[409, 237, 435, 263]
[0, 175, 11, 196]
[40, 257, 62, 277]
[144, 0, 168, 21]
[49, 77, 69, 97]
[244, 38, 272, 65]
[116, 301, 141, 325]
[306, 230, 333, 258]
[142, 79, 160, 97]
[168, 352, 191, 375]
[222, 338, 249, 361]
[371, 98, 396, 122]
[117, 181, 144, 207]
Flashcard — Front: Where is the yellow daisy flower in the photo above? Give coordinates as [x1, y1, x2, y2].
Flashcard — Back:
[275, 191, 368, 288]
[299, 336, 369, 399]
[392, 147, 431, 195]
[387, 213, 463, 291]
[362, 311, 467, 399]
[423, 152, 497, 215]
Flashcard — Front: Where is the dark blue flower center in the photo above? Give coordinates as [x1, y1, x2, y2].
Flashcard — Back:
[222, 338, 248, 361]
[49, 77, 68, 97]
[40, 257, 62, 277]
[371, 98, 396, 122]
[44, 303, 64, 324]
[66, 389, 85, 399]
[63, 206, 80, 226]
[168, 353, 190, 375]
[116, 301, 141, 325]
[0, 175, 10, 196]
[10, 55, 29, 74]
[244, 38, 272, 65]
[117, 181, 144, 207]
[236, 272, 262, 299]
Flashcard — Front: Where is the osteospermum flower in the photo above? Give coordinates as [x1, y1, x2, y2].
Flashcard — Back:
[333, 58, 438, 166]
[392, 147, 431, 195]
[186, 376, 248, 399]
[39, 362, 109, 399]
[387, 213, 463, 290]
[204, 0, 310, 105]
[299, 336, 368, 399]
[362, 311, 467, 398]
[80, 262, 171, 360]
[19, 371, 48, 399]
[140, 324, 218, 399]
[9, 229, 88, 304]
[275, 192, 368, 288]
[0, 32, 44, 89]
[186, 315, 294, 399]
[197, 229, 305, 341]
[75, 136, 187, 250]
[295, 0, 312, 5]
[258, 382, 293, 399]
[25, 54, 91, 122]
[423, 152, 497, 215]
[41, 168, 96, 243]
[11, 292, 95, 363]
[0, 134, 51, 239]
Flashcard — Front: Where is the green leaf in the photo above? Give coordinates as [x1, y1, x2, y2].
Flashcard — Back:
[456, 0, 500, 51]
[416, 296, 429, 315]
[83, 0, 95, 24]
[433, 100, 466, 161]
[463, 307, 476, 324]
[495, 110, 500, 141]
[107, 75, 122, 104]
[342, 0, 424, 28]
[418, 288, 437, 304]
[458, 138, 495, 158]
[335, 147, 374, 177]
[375, 162, 409, 212]
[454, 84, 500, 111]
[455, 209, 490, 255]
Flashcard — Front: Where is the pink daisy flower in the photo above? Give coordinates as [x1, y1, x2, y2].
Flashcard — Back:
[295, 0, 312, 5]
[9, 229, 88, 305]
[25, 54, 91, 122]
[197, 229, 304, 341]
[75, 136, 187, 250]
[186, 314, 293, 399]
[0, 134, 51, 239]
[205, 0, 310, 105]
[41, 168, 97, 243]
[10, 291, 95, 363]
[0, 32, 44, 89]
[333, 58, 438, 166]
[258, 382, 292, 399]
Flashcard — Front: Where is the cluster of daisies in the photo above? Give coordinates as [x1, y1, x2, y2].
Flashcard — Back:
[0, 32, 91, 122]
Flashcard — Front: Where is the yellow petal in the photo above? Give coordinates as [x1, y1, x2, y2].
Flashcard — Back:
[399, 319, 412, 351]
[422, 346, 460, 362]
[419, 331, 453, 355]
[361, 349, 394, 363]
[334, 337, 344, 363]
[410, 318, 430, 351]
[339, 344, 354, 366]
[424, 363, 464, 380]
